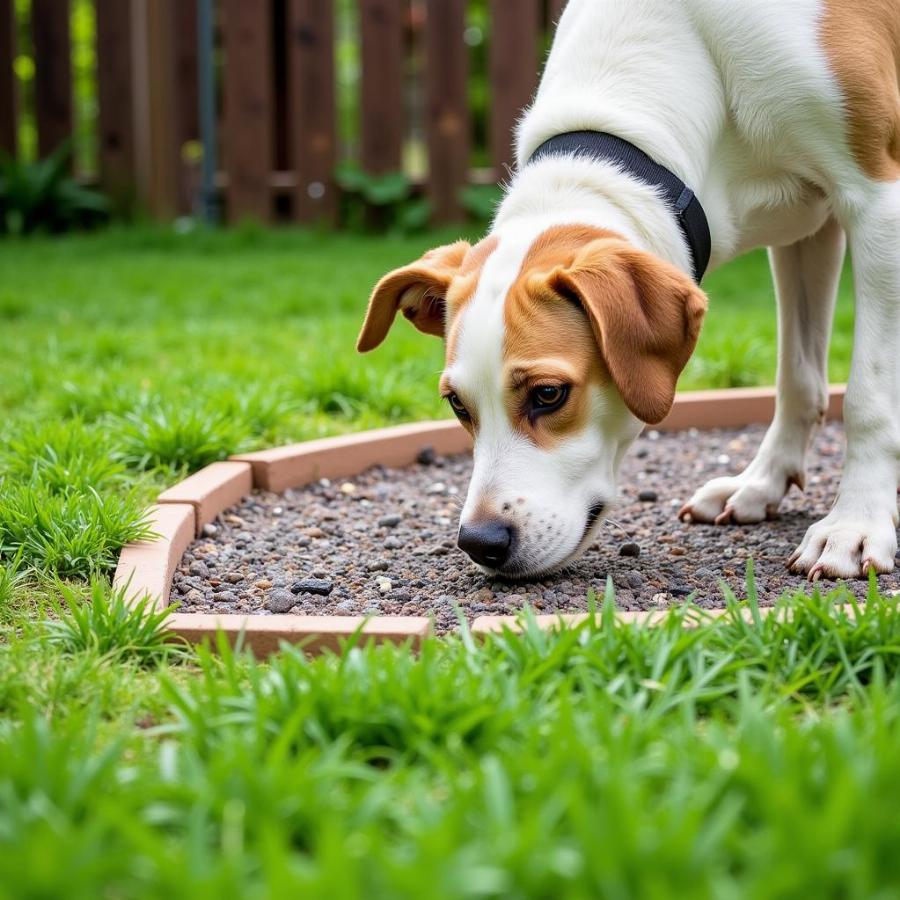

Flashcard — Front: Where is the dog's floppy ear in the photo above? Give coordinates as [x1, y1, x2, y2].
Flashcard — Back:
[357, 241, 470, 352]
[547, 239, 707, 424]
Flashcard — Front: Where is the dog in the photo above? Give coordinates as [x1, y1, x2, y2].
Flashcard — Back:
[358, 0, 900, 581]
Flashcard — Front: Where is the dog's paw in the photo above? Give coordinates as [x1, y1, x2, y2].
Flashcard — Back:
[788, 509, 898, 580]
[678, 471, 801, 525]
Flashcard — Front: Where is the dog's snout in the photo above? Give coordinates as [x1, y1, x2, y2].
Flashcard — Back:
[458, 520, 514, 569]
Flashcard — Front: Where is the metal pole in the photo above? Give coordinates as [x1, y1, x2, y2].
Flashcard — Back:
[197, 0, 218, 223]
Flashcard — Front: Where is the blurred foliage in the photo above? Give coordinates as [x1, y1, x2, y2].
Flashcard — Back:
[0, 142, 108, 235]
[335, 161, 431, 235]
[12, 0, 96, 173]
[459, 182, 504, 225]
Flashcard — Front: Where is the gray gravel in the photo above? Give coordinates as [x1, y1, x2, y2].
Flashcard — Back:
[169, 422, 900, 633]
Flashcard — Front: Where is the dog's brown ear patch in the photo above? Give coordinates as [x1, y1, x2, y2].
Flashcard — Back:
[357, 241, 470, 352]
[548, 237, 707, 424]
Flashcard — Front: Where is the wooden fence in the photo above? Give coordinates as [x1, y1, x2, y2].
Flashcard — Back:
[0, 0, 568, 223]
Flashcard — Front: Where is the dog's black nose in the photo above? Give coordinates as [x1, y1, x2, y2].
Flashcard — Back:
[458, 520, 514, 569]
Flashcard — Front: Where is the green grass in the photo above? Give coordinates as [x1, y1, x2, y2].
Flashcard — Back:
[2, 578, 900, 897]
[1, 224, 886, 897]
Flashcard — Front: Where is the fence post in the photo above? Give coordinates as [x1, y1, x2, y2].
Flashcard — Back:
[95, 0, 136, 208]
[221, 0, 273, 222]
[359, 0, 403, 176]
[173, 0, 199, 214]
[197, 0, 218, 223]
[31, 0, 72, 161]
[287, 0, 336, 224]
[488, 0, 539, 175]
[130, 0, 179, 218]
[0, 0, 15, 157]
[424, 0, 468, 222]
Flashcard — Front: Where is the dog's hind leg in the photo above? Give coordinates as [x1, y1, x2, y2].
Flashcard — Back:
[789, 184, 900, 579]
[679, 215, 844, 525]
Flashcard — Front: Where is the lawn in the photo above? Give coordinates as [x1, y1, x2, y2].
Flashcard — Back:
[6, 225, 899, 898]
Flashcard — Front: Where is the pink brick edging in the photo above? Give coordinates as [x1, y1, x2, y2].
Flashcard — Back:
[232, 419, 473, 493]
[469, 598, 860, 635]
[657, 384, 844, 431]
[166, 613, 430, 656]
[114, 504, 195, 612]
[471, 606, 762, 634]
[113, 386, 848, 656]
[157, 460, 253, 535]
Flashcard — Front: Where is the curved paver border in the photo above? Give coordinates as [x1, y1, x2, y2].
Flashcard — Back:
[114, 385, 848, 657]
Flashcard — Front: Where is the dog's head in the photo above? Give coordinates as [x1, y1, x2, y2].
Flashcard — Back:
[357, 224, 707, 577]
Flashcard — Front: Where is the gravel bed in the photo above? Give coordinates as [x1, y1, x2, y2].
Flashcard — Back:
[170, 422, 900, 633]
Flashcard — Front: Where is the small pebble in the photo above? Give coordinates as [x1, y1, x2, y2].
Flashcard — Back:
[426, 482, 447, 495]
[376, 577, 393, 593]
[624, 571, 644, 591]
[638, 489, 658, 502]
[378, 513, 402, 528]
[290, 578, 334, 596]
[340, 482, 357, 495]
[416, 446, 436, 466]
[266, 589, 298, 613]
[188, 560, 210, 578]
[201, 523, 218, 537]
[619, 542, 641, 558]
[383, 537, 402, 550]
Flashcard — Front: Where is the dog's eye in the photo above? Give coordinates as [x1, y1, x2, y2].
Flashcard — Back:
[446, 392, 470, 420]
[531, 384, 568, 411]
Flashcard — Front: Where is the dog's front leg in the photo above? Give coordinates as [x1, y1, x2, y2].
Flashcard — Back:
[680, 216, 844, 525]
[790, 186, 900, 579]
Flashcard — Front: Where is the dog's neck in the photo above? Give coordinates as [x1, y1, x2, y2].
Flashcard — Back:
[493, 155, 695, 277]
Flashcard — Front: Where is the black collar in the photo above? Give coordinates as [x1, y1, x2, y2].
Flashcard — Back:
[528, 131, 711, 282]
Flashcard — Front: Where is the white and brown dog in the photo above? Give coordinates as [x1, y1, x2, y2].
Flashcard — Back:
[358, 0, 900, 581]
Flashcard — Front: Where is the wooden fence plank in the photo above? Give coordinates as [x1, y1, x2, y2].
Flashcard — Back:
[131, 0, 178, 218]
[287, 0, 336, 223]
[173, 0, 199, 213]
[222, 0, 273, 222]
[31, 0, 72, 159]
[424, 0, 468, 221]
[359, 0, 403, 175]
[95, 0, 135, 206]
[489, 0, 539, 174]
[0, 0, 15, 156]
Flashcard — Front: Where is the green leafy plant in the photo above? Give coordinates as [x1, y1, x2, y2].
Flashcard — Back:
[0, 479, 152, 577]
[112, 402, 250, 474]
[335, 161, 432, 234]
[459, 182, 504, 225]
[0, 547, 26, 607]
[0, 142, 109, 235]
[45, 579, 183, 666]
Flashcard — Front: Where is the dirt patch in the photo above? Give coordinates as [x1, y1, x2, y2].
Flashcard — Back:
[170, 422, 899, 633]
